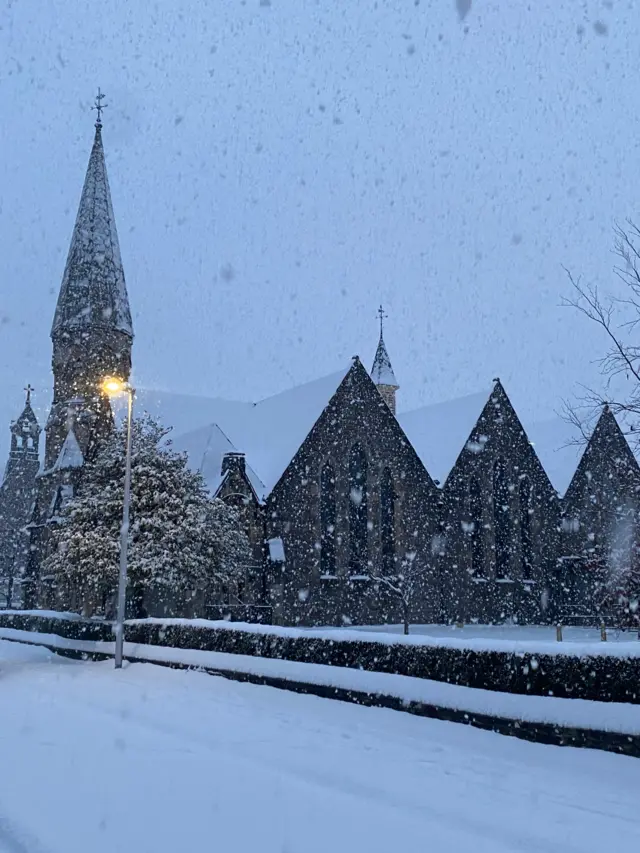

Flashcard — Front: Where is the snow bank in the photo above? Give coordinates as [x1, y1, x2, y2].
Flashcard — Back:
[1, 627, 638, 738]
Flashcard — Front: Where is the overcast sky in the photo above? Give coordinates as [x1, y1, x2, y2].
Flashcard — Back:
[0, 0, 637, 457]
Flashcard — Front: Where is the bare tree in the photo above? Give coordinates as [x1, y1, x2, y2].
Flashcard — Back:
[563, 220, 640, 445]
[374, 551, 427, 635]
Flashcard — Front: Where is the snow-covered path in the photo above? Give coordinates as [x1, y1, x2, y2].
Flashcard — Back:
[0, 641, 638, 853]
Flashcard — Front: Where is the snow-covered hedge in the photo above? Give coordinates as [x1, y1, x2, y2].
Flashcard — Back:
[1, 610, 638, 704]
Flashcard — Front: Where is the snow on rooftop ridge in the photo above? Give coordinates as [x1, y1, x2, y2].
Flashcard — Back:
[399, 388, 493, 485]
[53, 429, 84, 471]
[52, 125, 133, 338]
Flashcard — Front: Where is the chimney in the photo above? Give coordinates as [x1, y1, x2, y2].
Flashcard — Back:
[222, 452, 246, 478]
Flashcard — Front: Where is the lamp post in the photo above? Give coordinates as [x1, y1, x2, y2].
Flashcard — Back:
[102, 377, 135, 669]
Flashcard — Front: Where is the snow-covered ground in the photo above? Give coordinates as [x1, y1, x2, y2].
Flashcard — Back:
[0, 640, 639, 853]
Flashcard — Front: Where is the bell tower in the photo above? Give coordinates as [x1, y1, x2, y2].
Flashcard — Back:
[0, 387, 41, 608]
[25, 92, 134, 607]
[5, 385, 40, 476]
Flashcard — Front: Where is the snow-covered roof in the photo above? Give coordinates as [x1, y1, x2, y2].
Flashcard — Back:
[399, 389, 492, 485]
[52, 125, 133, 338]
[525, 417, 583, 497]
[371, 335, 398, 387]
[52, 429, 84, 471]
[130, 367, 613, 502]
[132, 389, 252, 441]
[400, 386, 586, 495]
[144, 366, 351, 501]
[171, 422, 265, 498]
[236, 367, 350, 496]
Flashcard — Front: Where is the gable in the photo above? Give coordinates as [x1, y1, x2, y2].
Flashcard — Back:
[443, 382, 556, 497]
[564, 408, 640, 508]
[268, 358, 437, 504]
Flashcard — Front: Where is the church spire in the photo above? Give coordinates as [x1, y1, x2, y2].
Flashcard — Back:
[52, 91, 133, 339]
[371, 305, 399, 414]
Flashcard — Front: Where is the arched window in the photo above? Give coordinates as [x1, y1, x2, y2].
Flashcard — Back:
[519, 478, 533, 575]
[348, 443, 368, 574]
[493, 460, 511, 579]
[469, 477, 484, 576]
[320, 462, 337, 575]
[380, 468, 395, 572]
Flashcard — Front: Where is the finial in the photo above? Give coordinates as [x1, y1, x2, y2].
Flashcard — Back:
[92, 87, 108, 127]
[377, 304, 387, 338]
[24, 384, 34, 405]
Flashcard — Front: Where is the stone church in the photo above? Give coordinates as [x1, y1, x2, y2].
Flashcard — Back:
[1, 111, 638, 627]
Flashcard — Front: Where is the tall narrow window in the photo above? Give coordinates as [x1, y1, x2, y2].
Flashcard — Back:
[519, 477, 533, 575]
[493, 459, 511, 579]
[380, 468, 395, 572]
[469, 477, 484, 576]
[348, 443, 368, 574]
[320, 462, 337, 575]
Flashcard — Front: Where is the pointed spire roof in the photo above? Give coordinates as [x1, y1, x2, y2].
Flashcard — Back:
[564, 404, 640, 503]
[52, 119, 133, 338]
[53, 428, 84, 472]
[370, 306, 398, 388]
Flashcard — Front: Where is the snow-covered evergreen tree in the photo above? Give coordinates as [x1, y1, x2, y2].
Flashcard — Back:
[43, 415, 249, 617]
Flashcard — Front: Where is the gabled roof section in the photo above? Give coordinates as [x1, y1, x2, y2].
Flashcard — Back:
[564, 406, 640, 504]
[170, 365, 352, 500]
[400, 380, 564, 492]
[444, 380, 557, 492]
[52, 124, 133, 338]
[399, 388, 492, 485]
[371, 333, 398, 388]
[52, 429, 84, 472]
[268, 356, 436, 499]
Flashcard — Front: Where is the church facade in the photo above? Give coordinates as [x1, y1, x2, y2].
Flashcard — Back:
[0, 112, 638, 627]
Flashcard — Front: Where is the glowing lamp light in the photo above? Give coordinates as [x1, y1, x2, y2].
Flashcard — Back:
[102, 377, 127, 396]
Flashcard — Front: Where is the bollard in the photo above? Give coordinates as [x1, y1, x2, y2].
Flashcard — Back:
[556, 623, 563, 642]
[600, 621, 607, 642]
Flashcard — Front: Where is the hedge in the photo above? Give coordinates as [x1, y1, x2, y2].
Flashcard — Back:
[1, 611, 638, 705]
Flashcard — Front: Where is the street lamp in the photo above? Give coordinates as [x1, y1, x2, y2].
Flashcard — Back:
[102, 376, 135, 669]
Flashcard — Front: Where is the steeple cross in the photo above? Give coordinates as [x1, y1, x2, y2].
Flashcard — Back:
[377, 304, 387, 337]
[24, 384, 34, 404]
[92, 88, 108, 126]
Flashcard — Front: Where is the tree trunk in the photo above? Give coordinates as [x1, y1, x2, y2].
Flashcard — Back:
[403, 601, 410, 635]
